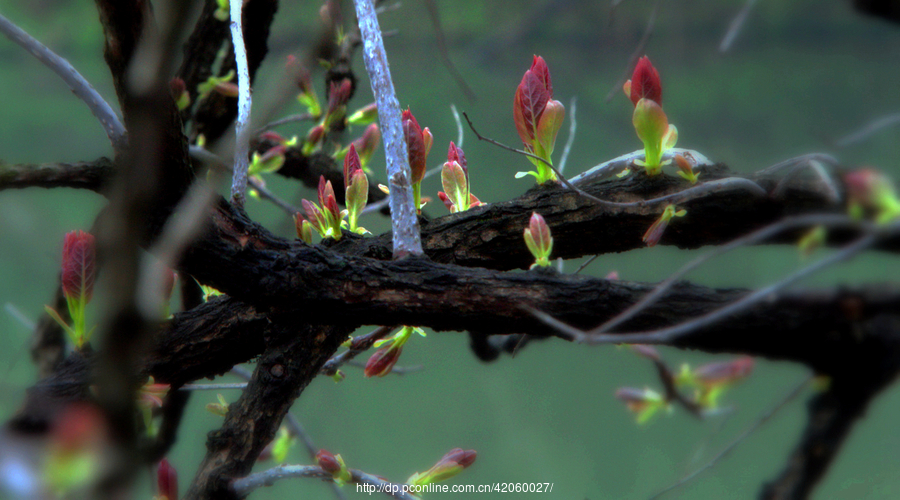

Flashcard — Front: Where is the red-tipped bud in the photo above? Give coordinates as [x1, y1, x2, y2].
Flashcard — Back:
[674, 153, 700, 184]
[447, 141, 467, 173]
[364, 344, 403, 378]
[259, 131, 287, 145]
[316, 450, 342, 474]
[351, 124, 381, 167]
[693, 357, 755, 386]
[318, 176, 335, 208]
[625, 56, 662, 106]
[403, 108, 429, 184]
[169, 78, 190, 110]
[294, 213, 314, 244]
[513, 58, 552, 145]
[324, 79, 352, 126]
[524, 212, 553, 268]
[62, 230, 96, 303]
[642, 205, 686, 247]
[409, 448, 477, 486]
[157, 458, 178, 500]
[344, 144, 363, 187]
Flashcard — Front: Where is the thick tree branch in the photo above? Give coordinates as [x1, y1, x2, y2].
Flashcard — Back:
[0, 158, 114, 193]
[185, 323, 351, 500]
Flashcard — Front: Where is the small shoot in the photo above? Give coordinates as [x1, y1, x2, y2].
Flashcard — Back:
[624, 56, 677, 176]
[402, 108, 433, 212]
[844, 168, 900, 224]
[317, 450, 352, 486]
[642, 205, 686, 247]
[513, 55, 565, 184]
[45, 230, 96, 349]
[344, 144, 369, 234]
[524, 212, 553, 269]
[615, 387, 669, 424]
[407, 448, 477, 487]
[364, 326, 426, 377]
[438, 141, 483, 213]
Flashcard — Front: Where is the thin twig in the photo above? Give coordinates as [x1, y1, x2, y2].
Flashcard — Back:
[558, 96, 577, 175]
[229, 366, 347, 500]
[4, 303, 36, 331]
[231, 465, 417, 499]
[605, 0, 662, 103]
[354, 0, 423, 258]
[189, 145, 301, 216]
[321, 326, 396, 376]
[180, 382, 248, 391]
[590, 214, 872, 336]
[719, 0, 760, 53]
[463, 112, 766, 209]
[424, 0, 476, 102]
[574, 255, 599, 275]
[539, 226, 889, 345]
[230, 0, 253, 207]
[0, 13, 126, 152]
[255, 113, 315, 135]
[450, 104, 464, 148]
[835, 112, 900, 148]
[649, 376, 812, 499]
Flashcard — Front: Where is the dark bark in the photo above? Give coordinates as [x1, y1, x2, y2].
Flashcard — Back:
[184, 323, 351, 500]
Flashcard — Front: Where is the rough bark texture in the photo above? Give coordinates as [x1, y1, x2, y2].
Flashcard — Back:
[3, 2, 899, 499]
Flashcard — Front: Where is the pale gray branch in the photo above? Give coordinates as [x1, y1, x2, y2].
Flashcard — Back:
[354, 0, 423, 258]
[231, 465, 417, 499]
[0, 12, 126, 152]
[229, 0, 253, 207]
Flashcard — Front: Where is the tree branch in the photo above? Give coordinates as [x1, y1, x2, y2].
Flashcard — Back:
[229, 0, 252, 207]
[353, 0, 423, 258]
[0, 13, 126, 152]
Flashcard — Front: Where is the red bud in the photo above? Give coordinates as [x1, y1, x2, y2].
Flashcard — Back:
[157, 458, 178, 500]
[62, 230, 96, 303]
[628, 56, 662, 106]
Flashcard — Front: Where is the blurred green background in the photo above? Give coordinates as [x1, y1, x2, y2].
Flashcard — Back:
[2, 0, 900, 498]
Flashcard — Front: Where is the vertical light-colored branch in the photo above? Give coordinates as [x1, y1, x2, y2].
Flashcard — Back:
[0, 13, 126, 153]
[229, 0, 252, 207]
[353, 0, 423, 258]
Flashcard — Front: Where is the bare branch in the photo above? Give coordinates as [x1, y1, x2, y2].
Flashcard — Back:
[538, 224, 893, 346]
[353, 0, 423, 258]
[557, 96, 578, 175]
[835, 112, 900, 148]
[229, 0, 253, 207]
[0, 158, 114, 192]
[0, 13, 126, 152]
[605, 0, 662, 103]
[650, 376, 812, 499]
[592, 214, 871, 336]
[719, 0, 760, 53]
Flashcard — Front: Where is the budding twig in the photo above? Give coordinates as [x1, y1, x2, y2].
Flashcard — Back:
[354, 0, 423, 258]
[0, 13, 126, 153]
[649, 376, 812, 499]
[591, 214, 872, 336]
[530, 223, 894, 345]
[231, 464, 417, 499]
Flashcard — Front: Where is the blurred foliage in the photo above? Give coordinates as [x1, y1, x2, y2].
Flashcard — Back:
[1, 0, 900, 498]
